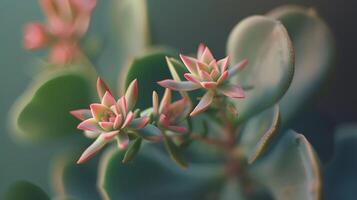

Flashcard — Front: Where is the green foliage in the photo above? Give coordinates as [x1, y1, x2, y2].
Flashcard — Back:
[227, 15, 295, 123]
[4, 181, 49, 200]
[268, 6, 335, 125]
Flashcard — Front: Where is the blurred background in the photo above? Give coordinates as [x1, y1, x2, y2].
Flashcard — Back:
[0, 0, 355, 196]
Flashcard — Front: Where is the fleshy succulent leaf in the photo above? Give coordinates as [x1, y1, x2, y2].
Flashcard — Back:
[115, 133, 129, 150]
[4, 181, 49, 200]
[267, 5, 335, 125]
[190, 91, 214, 116]
[248, 130, 321, 200]
[157, 80, 201, 91]
[77, 134, 109, 164]
[163, 134, 188, 168]
[122, 138, 142, 163]
[136, 124, 162, 141]
[227, 15, 294, 123]
[124, 79, 138, 111]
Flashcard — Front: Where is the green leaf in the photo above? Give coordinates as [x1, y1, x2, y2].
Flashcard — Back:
[163, 134, 188, 168]
[226, 15, 294, 123]
[248, 130, 321, 200]
[120, 52, 180, 109]
[136, 124, 162, 141]
[267, 6, 335, 125]
[219, 179, 247, 200]
[4, 181, 49, 200]
[98, 145, 224, 200]
[10, 67, 94, 143]
[325, 124, 357, 200]
[122, 138, 142, 163]
[238, 105, 281, 164]
[51, 152, 101, 200]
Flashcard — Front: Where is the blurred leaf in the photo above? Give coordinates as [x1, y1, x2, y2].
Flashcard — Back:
[122, 138, 142, 163]
[10, 66, 94, 143]
[51, 152, 101, 200]
[120, 52, 182, 109]
[163, 134, 188, 168]
[249, 130, 321, 200]
[238, 105, 281, 164]
[98, 145, 224, 200]
[4, 180, 49, 200]
[267, 5, 335, 124]
[219, 179, 247, 200]
[324, 124, 357, 200]
[227, 15, 294, 123]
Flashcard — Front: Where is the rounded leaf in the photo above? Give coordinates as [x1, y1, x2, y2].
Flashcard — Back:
[227, 15, 294, 123]
[268, 5, 335, 124]
[248, 130, 321, 200]
[4, 181, 49, 200]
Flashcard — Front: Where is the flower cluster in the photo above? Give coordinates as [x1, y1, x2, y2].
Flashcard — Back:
[71, 78, 150, 164]
[158, 44, 247, 116]
[24, 0, 96, 64]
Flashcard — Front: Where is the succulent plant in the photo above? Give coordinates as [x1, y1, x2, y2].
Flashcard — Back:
[7, 1, 357, 200]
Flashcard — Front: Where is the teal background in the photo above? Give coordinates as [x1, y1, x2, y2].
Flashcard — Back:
[0, 0, 355, 197]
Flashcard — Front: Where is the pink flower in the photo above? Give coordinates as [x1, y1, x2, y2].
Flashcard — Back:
[71, 78, 150, 164]
[24, 0, 97, 64]
[158, 44, 247, 116]
[152, 89, 191, 133]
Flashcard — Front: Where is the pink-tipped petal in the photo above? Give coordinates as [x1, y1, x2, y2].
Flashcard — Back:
[101, 91, 116, 107]
[99, 122, 114, 131]
[125, 79, 138, 111]
[90, 103, 109, 121]
[217, 56, 229, 72]
[24, 23, 48, 50]
[117, 97, 127, 117]
[121, 111, 134, 128]
[157, 80, 201, 91]
[96, 77, 112, 99]
[201, 81, 218, 89]
[190, 91, 214, 116]
[196, 61, 210, 72]
[227, 59, 248, 79]
[167, 125, 188, 133]
[116, 133, 129, 150]
[70, 109, 92, 121]
[197, 43, 206, 58]
[168, 98, 191, 121]
[184, 73, 200, 84]
[220, 84, 245, 99]
[179, 54, 198, 75]
[128, 116, 150, 129]
[77, 118, 101, 132]
[159, 88, 171, 114]
[113, 114, 123, 129]
[77, 134, 107, 164]
[152, 91, 159, 115]
[200, 47, 215, 64]
[210, 69, 220, 80]
[102, 130, 119, 140]
[71, 0, 97, 13]
[198, 69, 212, 81]
[208, 59, 219, 72]
[84, 130, 100, 139]
[217, 71, 229, 84]
[158, 114, 170, 127]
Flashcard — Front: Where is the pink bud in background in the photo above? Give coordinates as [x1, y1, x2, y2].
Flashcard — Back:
[49, 42, 79, 65]
[23, 23, 48, 50]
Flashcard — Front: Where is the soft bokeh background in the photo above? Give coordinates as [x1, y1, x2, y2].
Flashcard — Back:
[0, 0, 355, 196]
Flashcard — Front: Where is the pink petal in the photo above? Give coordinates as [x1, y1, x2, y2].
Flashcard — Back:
[200, 47, 215, 64]
[102, 130, 119, 140]
[190, 91, 214, 116]
[113, 114, 123, 129]
[77, 118, 100, 132]
[227, 58, 248, 79]
[125, 79, 138, 111]
[152, 91, 159, 114]
[217, 71, 229, 84]
[96, 77, 112, 100]
[128, 116, 150, 129]
[198, 69, 212, 81]
[217, 56, 229, 72]
[116, 133, 129, 150]
[184, 73, 200, 84]
[117, 96, 127, 117]
[24, 23, 48, 50]
[101, 91, 116, 107]
[179, 54, 198, 75]
[208, 59, 219, 72]
[167, 125, 188, 133]
[90, 103, 109, 121]
[159, 88, 171, 114]
[220, 84, 245, 99]
[159, 114, 170, 127]
[157, 80, 201, 91]
[77, 134, 107, 164]
[168, 98, 191, 121]
[121, 111, 134, 128]
[84, 130, 100, 139]
[99, 122, 114, 131]
[197, 43, 206, 58]
[70, 109, 92, 121]
[196, 61, 209, 72]
[201, 81, 218, 89]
